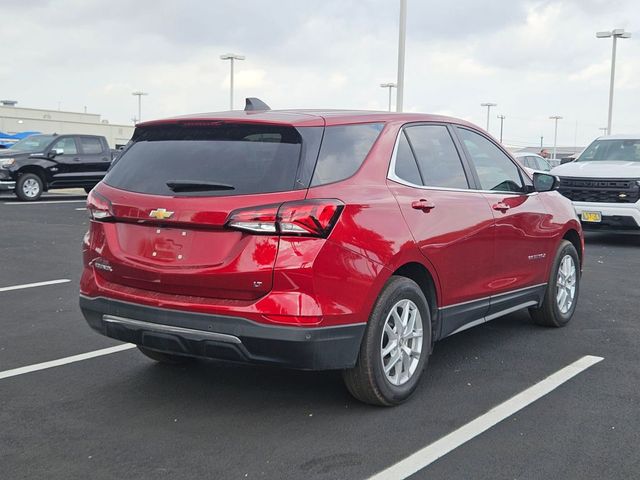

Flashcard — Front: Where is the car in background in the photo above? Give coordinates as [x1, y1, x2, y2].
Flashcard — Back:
[80, 101, 583, 406]
[552, 134, 640, 231]
[0, 133, 117, 201]
[513, 152, 552, 175]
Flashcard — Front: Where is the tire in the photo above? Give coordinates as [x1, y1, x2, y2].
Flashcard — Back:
[530, 240, 580, 327]
[137, 346, 192, 365]
[342, 276, 432, 406]
[15, 173, 43, 201]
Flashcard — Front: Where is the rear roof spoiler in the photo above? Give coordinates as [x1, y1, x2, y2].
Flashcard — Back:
[244, 98, 271, 111]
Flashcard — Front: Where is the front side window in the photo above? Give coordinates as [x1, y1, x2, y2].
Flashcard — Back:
[535, 157, 551, 171]
[51, 137, 78, 155]
[457, 128, 524, 193]
[311, 123, 383, 186]
[403, 125, 469, 189]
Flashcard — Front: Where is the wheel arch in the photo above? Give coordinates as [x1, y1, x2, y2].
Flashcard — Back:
[390, 261, 440, 344]
[562, 227, 583, 266]
[18, 165, 49, 190]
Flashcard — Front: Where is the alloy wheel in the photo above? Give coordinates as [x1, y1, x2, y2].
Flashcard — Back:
[22, 178, 40, 198]
[380, 299, 423, 386]
[556, 254, 577, 314]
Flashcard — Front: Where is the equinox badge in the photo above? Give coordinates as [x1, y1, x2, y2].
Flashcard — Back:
[149, 208, 174, 220]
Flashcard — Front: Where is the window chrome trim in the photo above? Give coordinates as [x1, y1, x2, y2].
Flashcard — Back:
[387, 123, 536, 196]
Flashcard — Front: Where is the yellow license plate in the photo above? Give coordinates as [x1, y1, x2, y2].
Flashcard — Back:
[581, 211, 602, 222]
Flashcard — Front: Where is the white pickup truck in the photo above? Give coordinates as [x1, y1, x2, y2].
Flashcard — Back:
[551, 134, 640, 231]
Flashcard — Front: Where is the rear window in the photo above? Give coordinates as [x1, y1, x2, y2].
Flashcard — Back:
[105, 123, 320, 197]
[311, 123, 384, 186]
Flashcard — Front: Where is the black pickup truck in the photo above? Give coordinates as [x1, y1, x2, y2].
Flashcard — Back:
[0, 133, 119, 201]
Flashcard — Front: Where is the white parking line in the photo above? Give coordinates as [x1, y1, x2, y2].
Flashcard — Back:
[75, 207, 86, 211]
[0, 279, 71, 292]
[369, 355, 604, 480]
[0, 344, 136, 381]
[3, 200, 87, 205]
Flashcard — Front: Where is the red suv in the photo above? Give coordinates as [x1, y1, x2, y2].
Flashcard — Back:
[80, 101, 583, 406]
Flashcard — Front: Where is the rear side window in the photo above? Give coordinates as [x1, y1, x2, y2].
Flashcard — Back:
[403, 125, 469, 189]
[79, 137, 103, 154]
[105, 124, 316, 197]
[311, 123, 383, 186]
[394, 131, 422, 185]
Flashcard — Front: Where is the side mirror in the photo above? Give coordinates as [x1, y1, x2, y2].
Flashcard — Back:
[533, 172, 559, 192]
[560, 157, 575, 165]
[47, 148, 64, 159]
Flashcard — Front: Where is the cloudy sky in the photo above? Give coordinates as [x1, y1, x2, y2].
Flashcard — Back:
[1, 0, 638, 147]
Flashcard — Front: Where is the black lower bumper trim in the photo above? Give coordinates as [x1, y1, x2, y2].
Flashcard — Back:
[0, 180, 16, 191]
[581, 215, 639, 230]
[79, 295, 366, 370]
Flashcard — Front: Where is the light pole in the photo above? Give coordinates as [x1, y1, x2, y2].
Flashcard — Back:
[380, 83, 397, 112]
[596, 29, 631, 135]
[220, 53, 245, 110]
[131, 91, 148, 123]
[396, 0, 407, 112]
[481, 103, 497, 132]
[549, 115, 563, 160]
[497, 114, 505, 143]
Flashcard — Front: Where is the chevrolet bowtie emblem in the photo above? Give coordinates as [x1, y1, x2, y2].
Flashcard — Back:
[149, 208, 174, 220]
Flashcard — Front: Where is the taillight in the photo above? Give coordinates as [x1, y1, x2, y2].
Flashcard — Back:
[226, 203, 279, 233]
[227, 199, 344, 238]
[86, 190, 113, 220]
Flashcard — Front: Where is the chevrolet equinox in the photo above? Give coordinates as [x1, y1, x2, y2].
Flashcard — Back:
[80, 99, 583, 406]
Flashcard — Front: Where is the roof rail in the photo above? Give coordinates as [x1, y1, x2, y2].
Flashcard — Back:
[244, 98, 271, 111]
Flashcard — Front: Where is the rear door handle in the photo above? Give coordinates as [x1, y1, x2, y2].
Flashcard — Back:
[411, 198, 435, 212]
[492, 202, 511, 212]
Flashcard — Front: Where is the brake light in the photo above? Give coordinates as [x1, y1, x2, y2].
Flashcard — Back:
[86, 190, 113, 220]
[227, 199, 344, 238]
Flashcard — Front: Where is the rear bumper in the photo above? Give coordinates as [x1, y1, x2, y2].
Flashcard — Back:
[573, 201, 640, 230]
[79, 295, 365, 370]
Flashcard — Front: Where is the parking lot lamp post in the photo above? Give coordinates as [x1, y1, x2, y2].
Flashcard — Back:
[380, 83, 397, 112]
[497, 115, 505, 143]
[596, 29, 631, 135]
[131, 91, 148, 123]
[481, 103, 497, 132]
[550, 116, 563, 160]
[220, 53, 245, 110]
[396, 0, 407, 112]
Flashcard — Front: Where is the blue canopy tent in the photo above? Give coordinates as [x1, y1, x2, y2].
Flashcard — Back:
[0, 131, 40, 148]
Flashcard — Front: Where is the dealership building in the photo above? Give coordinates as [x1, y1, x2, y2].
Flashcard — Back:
[0, 101, 134, 148]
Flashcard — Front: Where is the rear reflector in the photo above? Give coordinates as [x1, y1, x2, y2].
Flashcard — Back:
[227, 199, 344, 238]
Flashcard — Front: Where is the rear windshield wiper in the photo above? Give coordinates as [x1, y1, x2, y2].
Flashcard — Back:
[166, 180, 235, 192]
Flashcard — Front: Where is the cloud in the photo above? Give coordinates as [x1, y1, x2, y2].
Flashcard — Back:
[0, 0, 638, 145]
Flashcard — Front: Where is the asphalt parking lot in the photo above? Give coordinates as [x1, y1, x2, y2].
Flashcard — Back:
[1, 193, 639, 480]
